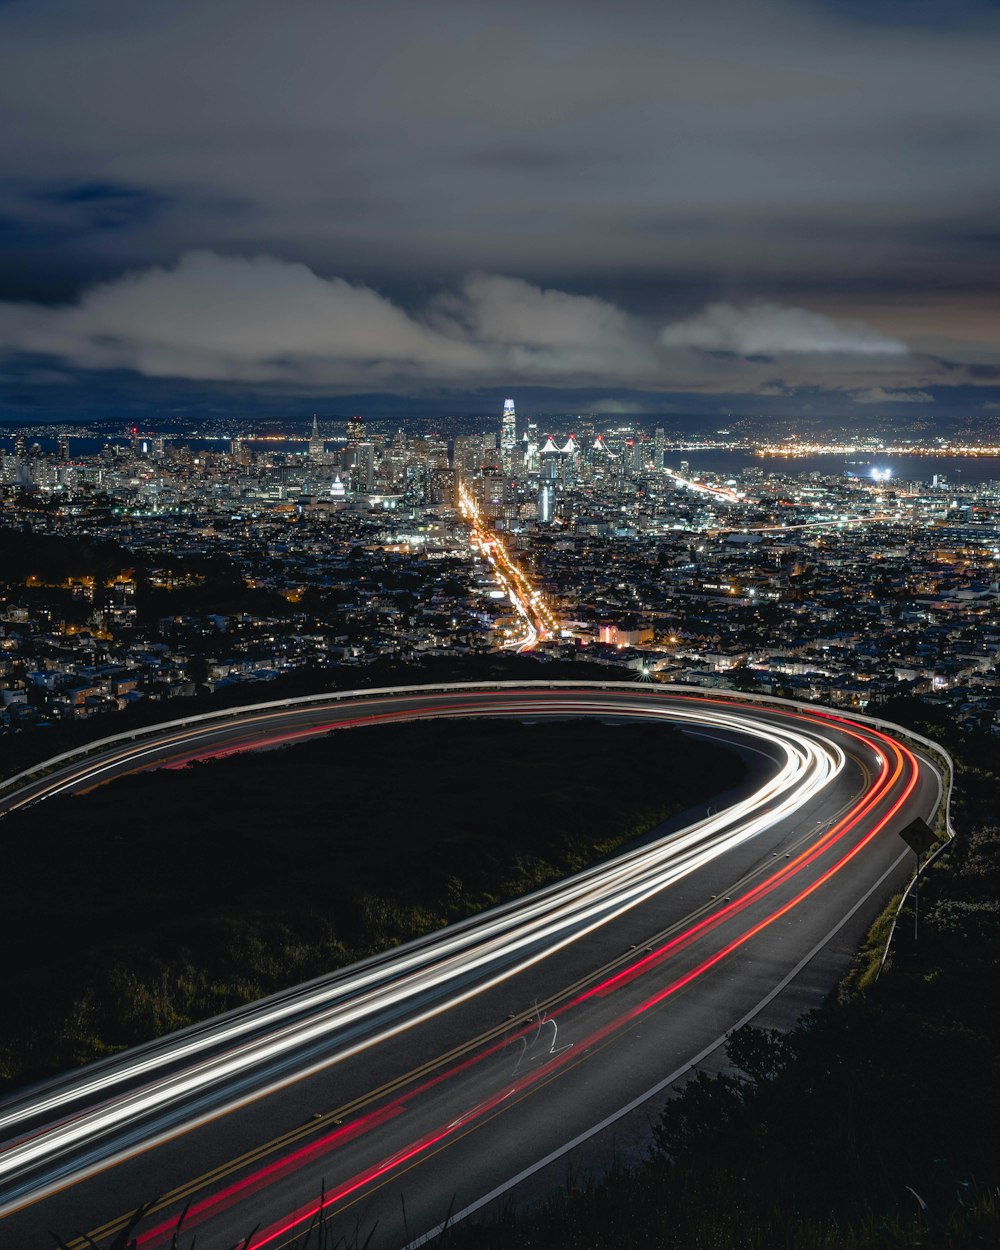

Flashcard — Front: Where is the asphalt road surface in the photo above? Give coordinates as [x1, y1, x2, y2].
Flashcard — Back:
[0, 683, 942, 1249]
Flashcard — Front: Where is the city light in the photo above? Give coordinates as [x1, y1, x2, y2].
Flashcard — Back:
[457, 479, 560, 650]
[3, 6, 998, 1242]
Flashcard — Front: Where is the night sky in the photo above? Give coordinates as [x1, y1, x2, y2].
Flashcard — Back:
[1, 0, 999, 423]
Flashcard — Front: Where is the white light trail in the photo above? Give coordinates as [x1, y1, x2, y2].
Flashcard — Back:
[0, 695, 846, 1212]
[664, 468, 744, 502]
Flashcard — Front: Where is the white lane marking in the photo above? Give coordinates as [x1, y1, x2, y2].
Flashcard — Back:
[0, 695, 887, 1216]
[403, 842, 913, 1249]
[0, 703, 835, 1143]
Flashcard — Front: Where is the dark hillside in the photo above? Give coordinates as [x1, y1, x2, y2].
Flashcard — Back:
[0, 716, 742, 1091]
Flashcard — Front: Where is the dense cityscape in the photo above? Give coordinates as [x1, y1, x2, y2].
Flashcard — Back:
[3, 400, 999, 737]
[3, 1, 1000, 1246]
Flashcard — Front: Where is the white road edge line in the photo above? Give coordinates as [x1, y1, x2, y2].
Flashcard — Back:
[403, 839, 916, 1249]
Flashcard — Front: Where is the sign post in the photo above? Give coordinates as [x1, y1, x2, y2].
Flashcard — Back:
[896, 817, 937, 948]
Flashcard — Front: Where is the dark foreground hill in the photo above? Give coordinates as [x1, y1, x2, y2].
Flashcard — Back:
[0, 716, 741, 1092]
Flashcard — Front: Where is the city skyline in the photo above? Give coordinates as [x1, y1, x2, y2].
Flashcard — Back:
[2, 5, 999, 1247]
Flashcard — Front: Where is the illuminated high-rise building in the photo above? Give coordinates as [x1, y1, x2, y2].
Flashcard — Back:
[476, 463, 505, 521]
[525, 421, 539, 473]
[454, 433, 495, 479]
[561, 434, 579, 485]
[540, 434, 560, 481]
[346, 415, 366, 448]
[425, 435, 449, 470]
[308, 413, 324, 463]
[654, 427, 665, 470]
[500, 398, 517, 475]
[355, 441, 375, 493]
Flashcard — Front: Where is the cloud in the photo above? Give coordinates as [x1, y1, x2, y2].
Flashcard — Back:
[0, 252, 484, 383]
[0, 0, 999, 410]
[850, 386, 934, 403]
[0, 252, 660, 388]
[442, 274, 630, 351]
[437, 274, 659, 377]
[1, 0, 1000, 319]
[661, 302, 907, 356]
[0, 252, 991, 399]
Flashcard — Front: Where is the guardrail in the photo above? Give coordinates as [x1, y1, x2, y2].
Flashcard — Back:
[0, 677, 953, 806]
[2, 678, 953, 971]
[658, 684, 958, 978]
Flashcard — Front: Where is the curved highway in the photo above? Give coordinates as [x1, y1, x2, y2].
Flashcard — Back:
[0, 683, 941, 1249]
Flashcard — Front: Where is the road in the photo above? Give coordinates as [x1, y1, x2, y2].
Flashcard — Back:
[456, 481, 557, 648]
[0, 683, 941, 1249]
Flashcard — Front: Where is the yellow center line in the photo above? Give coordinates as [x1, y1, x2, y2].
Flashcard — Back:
[63, 760, 871, 1248]
[271, 969, 710, 1250]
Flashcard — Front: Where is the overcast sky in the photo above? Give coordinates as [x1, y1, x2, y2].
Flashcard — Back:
[1, 0, 999, 421]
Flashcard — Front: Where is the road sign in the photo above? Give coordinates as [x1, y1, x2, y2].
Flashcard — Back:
[897, 816, 936, 856]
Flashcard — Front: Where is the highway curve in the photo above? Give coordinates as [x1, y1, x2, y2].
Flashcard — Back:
[0, 683, 942, 1249]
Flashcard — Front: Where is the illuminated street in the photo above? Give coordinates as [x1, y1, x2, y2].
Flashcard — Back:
[457, 479, 559, 650]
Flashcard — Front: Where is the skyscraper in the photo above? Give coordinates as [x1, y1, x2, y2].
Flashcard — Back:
[308, 414, 324, 463]
[355, 441, 375, 493]
[540, 434, 560, 481]
[525, 420, 539, 474]
[561, 434, 579, 486]
[500, 398, 517, 475]
[454, 433, 496, 479]
[346, 415, 366, 448]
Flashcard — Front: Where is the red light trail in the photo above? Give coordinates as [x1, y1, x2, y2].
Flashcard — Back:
[0, 686, 936, 1250]
[127, 703, 920, 1250]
